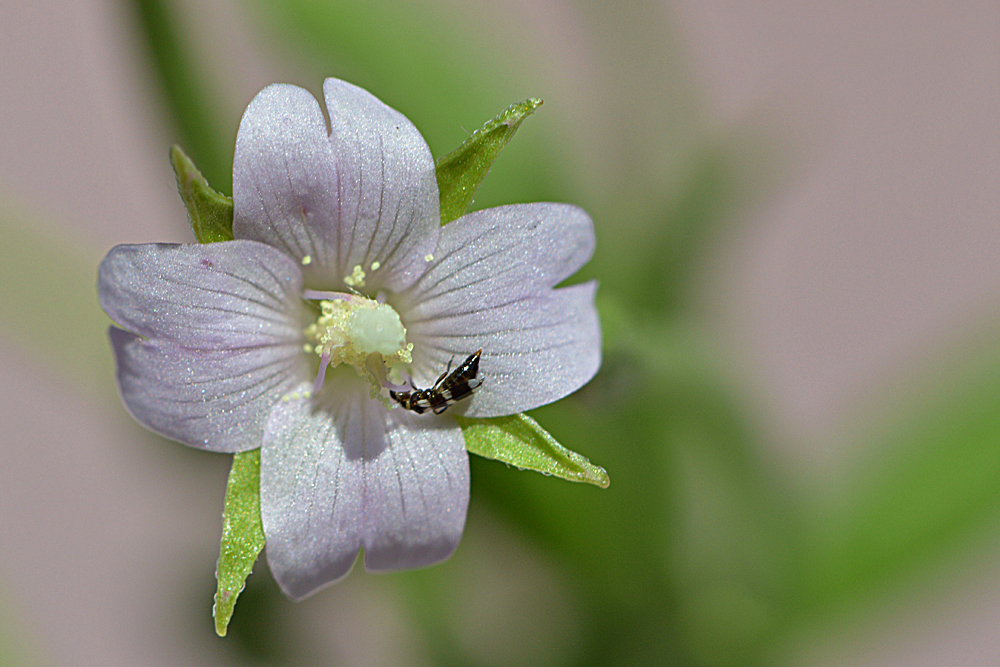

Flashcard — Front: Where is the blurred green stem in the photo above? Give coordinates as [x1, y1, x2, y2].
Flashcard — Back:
[129, 0, 232, 192]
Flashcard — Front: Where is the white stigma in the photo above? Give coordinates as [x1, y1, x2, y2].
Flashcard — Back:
[347, 306, 406, 355]
[303, 293, 412, 402]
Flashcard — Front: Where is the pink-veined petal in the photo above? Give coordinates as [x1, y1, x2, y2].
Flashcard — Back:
[405, 282, 600, 417]
[395, 203, 594, 315]
[98, 241, 312, 451]
[233, 80, 440, 292]
[261, 380, 469, 600]
[394, 203, 599, 415]
[109, 327, 308, 452]
[98, 241, 306, 348]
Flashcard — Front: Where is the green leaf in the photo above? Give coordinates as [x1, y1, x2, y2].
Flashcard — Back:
[171, 145, 234, 244]
[214, 449, 266, 637]
[435, 98, 542, 224]
[455, 413, 609, 488]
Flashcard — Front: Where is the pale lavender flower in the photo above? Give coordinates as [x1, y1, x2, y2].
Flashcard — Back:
[98, 78, 600, 599]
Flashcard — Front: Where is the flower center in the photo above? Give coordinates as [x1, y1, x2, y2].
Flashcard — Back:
[303, 293, 412, 401]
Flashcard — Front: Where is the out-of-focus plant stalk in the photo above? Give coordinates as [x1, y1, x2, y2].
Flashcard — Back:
[130, 0, 232, 192]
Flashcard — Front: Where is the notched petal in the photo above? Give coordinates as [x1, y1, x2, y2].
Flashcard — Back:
[395, 203, 600, 415]
[233, 80, 440, 293]
[261, 382, 366, 599]
[261, 382, 468, 599]
[233, 84, 341, 277]
[397, 203, 595, 315]
[361, 408, 469, 573]
[321, 78, 441, 292]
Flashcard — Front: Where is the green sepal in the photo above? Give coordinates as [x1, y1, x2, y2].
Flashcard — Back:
[455, 413, 609, 488]
[213, 449, 266, 637]
[435, 98, 542, 224]
[170, 145, 234, 243]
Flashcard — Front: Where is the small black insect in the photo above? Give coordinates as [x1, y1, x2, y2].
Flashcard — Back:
[390, 349, 483, 414]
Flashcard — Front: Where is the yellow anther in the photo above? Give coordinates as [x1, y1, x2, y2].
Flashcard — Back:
[343, 264, 366, 287]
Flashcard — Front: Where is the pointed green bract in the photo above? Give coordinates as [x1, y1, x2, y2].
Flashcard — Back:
[170, 145, 234, 244]
[456, 413, 609, 488]
[213, 449, 266, 637]
[171, 147, 260, 634]
[435, 98, 542, 224]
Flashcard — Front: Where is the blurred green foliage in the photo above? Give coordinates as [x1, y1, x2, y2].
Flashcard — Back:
[0, 589, 38, 667]
[133, 0, 234, 192]
[802, 343, 1000, 618]
[0, 204, 113, 398]
[0, 0, 997, 665]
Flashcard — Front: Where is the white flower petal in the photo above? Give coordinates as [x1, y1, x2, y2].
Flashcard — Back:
[109, 327, 307, 452]
[233, 80, 440, 292]
[362, 404, 470, 574]
[406, 282, 601, 417]
[98, 241, 311, 451]
[261, 381, 469, 600]
[395, 203, 599, 415]
[98, 241, 306, 347]
[396, 203, 595, 314]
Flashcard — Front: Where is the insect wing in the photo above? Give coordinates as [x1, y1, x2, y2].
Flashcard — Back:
[392, 350, 483, 415]
[434, 350, 483, 411]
